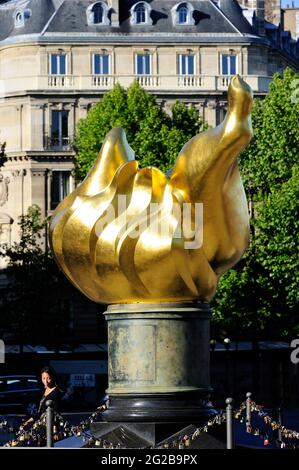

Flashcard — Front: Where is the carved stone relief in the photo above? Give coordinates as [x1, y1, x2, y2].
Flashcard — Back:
[0, 213, 13, 246]
[0, 174, 10, 207]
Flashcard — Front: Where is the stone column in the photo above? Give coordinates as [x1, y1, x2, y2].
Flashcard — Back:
[205, 100, 217, 128]
[30, 104, 44, 150]
[101, 302, 216, 423]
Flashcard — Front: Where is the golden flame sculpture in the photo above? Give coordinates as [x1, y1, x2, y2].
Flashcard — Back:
[49, 75, 253, 305]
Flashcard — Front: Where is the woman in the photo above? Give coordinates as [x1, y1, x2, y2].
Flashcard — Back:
[21, 366, 63, 436]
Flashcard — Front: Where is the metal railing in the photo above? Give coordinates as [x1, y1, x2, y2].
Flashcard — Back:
[1, 393, 294, 449]
[45, 136, 72, 150]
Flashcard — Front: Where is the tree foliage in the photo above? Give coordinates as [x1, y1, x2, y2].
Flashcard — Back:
[0, 205, 70, 344]
[239, 68, 299, 195]
[74, 81, 206, 180]
[254, 166, 299, 321]
[212, 68, 299, 340]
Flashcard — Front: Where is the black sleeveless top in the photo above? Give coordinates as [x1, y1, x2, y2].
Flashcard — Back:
[37, 386, 62, 419]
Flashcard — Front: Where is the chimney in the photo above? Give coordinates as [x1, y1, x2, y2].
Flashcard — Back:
[236, 1, 265, 18]
[252, 1, 266, 36]
[265, 1, 282, 25]
[108, 0, 119, 27]
[237, 1, 265, 28]
[254, 15, 266, 35]
[281, 7, 285, 31]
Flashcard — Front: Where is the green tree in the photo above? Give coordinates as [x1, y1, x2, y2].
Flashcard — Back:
[212, 68, 299, 340]
[240, 68, 299, 194]
[253, 166, 299, 336]
[0, 205, 70, 344]
[74, 81, 205, 180]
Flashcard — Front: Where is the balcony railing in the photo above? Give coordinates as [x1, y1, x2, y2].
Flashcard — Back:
[48, 75, 74, 87]
[0, 74, 273, 95]
[217, 76, 231, 88]
[91, 75, 115, 87]
[136, 75, 161, 87]
[45, 136, 72, 150]
[178, 75, 203, 87]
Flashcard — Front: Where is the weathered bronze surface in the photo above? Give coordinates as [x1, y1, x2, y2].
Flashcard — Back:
[106, 303, 211, 395]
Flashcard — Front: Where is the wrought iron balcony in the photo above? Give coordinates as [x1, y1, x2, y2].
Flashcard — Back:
[45, 136, 72, 151]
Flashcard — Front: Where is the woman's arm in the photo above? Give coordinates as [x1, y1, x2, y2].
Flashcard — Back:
[20, 417, 34, 429]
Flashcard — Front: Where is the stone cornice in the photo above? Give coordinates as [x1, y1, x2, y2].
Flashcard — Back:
[7, 152, 75, 162]
[0, 34, 297, 66]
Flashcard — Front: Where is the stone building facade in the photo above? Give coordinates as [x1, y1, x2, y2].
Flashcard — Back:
[237, 0, 282, 25]
[0, 0, 298, 247]
[0, 0, 297, 343]
[284, 4, 299, 39]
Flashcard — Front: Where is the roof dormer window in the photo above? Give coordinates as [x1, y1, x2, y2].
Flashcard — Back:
[87, 2, 110, 26]
[15, 12, 23, 24]
[14, 9, 31, 28]
[130, 2, 153, 26]
[172, 2, 195, 26]
[94, 4, 103, 23]
[178, 4, 188, 23]
[136, 3, 146, 23]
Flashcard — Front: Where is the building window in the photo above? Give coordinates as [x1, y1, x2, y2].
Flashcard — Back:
[51, 110, 69, 148]
[87, 2, 110, 25]
[15, 11, 24, 26]
[178, 54, 195, 75]
[93, 3, 104, 23]
[135, 53, 151, 75]
[50, 53, 67, 75]
[221, 54, 237, 75]
[51, 171, 71, 210]
[14, 9, 31, 28]
[178, 4, 188, 24]
[136, 3, 146, 23]
[172, 2, 195, 26]
[130, 2, 152, 25]
[93, 53, 110, 74]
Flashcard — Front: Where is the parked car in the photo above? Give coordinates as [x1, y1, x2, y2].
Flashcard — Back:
[0, 375, 43, 416]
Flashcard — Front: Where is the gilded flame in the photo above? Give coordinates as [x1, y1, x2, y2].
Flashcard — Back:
[49, 75, 253, 304]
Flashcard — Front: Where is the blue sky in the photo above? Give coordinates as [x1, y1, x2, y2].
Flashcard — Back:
[282, 0, 299, 7]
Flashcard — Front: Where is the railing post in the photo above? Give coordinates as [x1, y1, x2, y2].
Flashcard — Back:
[226, 397, 234, 449]
[277, 406, 283, 442]
[246, 392, 252, 431]
[46, 400, 54, 448]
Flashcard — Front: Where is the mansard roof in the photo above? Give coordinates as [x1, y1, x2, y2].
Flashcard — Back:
[0, 0, 257, 39]
[0, 0, 55, 40]
[216, 0, 256, 35]
[0, 0, 298, 65]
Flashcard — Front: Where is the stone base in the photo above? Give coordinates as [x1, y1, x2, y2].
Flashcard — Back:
[90, 421, 226, 448]
[101, 392, 217, 423]
[90, 302, 222, 448]
[104, 302, 215, 423]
